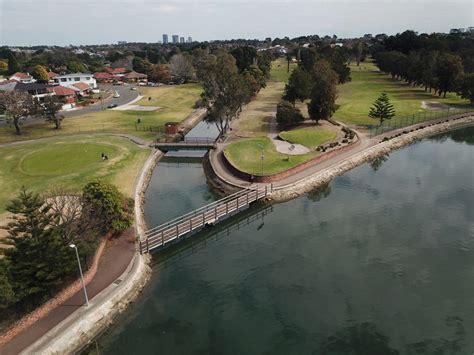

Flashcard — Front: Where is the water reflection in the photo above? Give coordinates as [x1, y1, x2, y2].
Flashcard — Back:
[307, 182, 332, 202]
[428, 125, 474, 145]
[369, 153, 390, 172]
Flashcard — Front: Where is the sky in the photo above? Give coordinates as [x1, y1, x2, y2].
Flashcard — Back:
[0, 0, 472, 46]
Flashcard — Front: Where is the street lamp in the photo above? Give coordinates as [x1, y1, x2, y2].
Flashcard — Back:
[69, 244, 89, 307]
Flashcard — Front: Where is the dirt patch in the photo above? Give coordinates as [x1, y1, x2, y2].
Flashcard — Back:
[421, 101, 449, 110]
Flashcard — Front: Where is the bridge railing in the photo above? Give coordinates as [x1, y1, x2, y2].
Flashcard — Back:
[140, 184, 273, 253]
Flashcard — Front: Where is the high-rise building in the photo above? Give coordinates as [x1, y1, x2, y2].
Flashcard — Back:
[187, 36, 192, 43]
[172, 35, 179, 44]
[180, 37, 185, 43]
[162, 34, 168, 44]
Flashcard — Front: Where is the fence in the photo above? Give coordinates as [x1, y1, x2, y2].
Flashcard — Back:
[368, 107, 474, 138]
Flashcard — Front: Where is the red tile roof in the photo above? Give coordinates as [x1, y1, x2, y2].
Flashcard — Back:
[72, 82, 90, 91]
[48, 85, 76, 96]
[94, 72, 114, 79]
[10, 72, 31, 79]
[48, 71, 59, 78]
[111, 67, 127, 74]
[123, 71, 147, 79]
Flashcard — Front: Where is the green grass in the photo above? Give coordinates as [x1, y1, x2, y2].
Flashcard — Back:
[224, 137, 318, 176]
[0, 84, 202, 144]
[333, 61, 471, 126]
[235, 59, 296, 137]
[279, 126, 338, 148]
[0, 135, 150, 213]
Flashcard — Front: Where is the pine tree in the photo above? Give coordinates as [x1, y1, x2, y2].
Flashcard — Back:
[307, 60, 338, 123]
[3, 188, 76, 308]
[368, 93, 395, 126]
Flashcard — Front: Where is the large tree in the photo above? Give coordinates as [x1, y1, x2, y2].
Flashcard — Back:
[7, 52, 21, 74]
[31, 64, 49, 82]
[307, 60, 338, 123]
[42, 95, 64, 129]
[0, 90, 38, 135]
[276, 100, 304, 128]
[284, 67, 312, 105]
[3, 188, 76, 307]
[368, 93, 395, 126]
[170, 53, 194, 83]
[458, 73, 474, 103]
[196, 50, 245, 134]
[434, 53, 463, 97]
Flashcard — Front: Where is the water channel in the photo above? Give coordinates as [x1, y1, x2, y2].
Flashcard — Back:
[91, 125, 474, 354]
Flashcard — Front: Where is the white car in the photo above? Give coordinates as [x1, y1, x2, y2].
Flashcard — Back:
[113, 91, 120, 98]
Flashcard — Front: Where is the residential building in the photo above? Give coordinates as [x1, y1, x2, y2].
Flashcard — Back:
[187, 36, 192, 43]
[0, 79, 20, 91]
[94, 72, 115, 83]
[15, 82, 52, 101]
[70, 82, 92, 96]
[9, 72, 36, 83]
[122, 71, 147, 83]
[172, 35, 179, 44]
[47, 85, 77, 109]
[162, 34, 169, 44]
[53, 73, 97, 89]
[180, 37, 185, 43]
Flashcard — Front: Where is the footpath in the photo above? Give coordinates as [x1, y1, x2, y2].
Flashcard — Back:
[0, 229, 136, 355]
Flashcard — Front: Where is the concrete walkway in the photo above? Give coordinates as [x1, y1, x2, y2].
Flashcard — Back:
[0, 229, 136, 355]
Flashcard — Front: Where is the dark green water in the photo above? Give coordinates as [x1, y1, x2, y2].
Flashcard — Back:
[96, 127, 474, 355]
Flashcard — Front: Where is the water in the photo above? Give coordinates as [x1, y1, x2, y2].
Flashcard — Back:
[94, 127, 474, 355]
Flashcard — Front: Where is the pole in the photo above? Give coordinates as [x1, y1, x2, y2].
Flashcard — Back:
[70, 244, 89, 307]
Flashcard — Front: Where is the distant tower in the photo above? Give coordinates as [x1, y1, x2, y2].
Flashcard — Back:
[172, 35, 179, 44]
[187, 36, 192, 43]
[162, 34, 168, 44]
[180, 37, 185, 43]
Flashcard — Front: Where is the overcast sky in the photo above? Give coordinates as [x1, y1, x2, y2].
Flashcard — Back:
[0, 0, 472, 46]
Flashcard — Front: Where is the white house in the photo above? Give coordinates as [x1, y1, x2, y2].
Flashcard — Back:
[53, 73, 97, 89]
[9, 72, 36, 83]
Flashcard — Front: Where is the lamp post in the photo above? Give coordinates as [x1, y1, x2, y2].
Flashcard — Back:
[69, 244, 89, 307]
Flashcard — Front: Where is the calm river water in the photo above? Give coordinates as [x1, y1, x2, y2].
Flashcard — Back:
[92, 126, 474, 355]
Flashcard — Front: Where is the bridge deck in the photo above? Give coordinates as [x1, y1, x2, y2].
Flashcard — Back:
[153, 137, 217, 151]
[140, 184, 273, 253]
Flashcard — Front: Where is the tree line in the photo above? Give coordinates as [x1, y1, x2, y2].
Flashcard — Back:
[372, 30, 474, 102]
[0, 181, 132, 322]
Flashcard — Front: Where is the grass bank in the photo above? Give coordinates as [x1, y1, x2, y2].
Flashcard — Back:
[279, 126, 338, 149]
[224, 137, 317, 176]
[333, 61, 470, 126]
[0, 135, 150, 213]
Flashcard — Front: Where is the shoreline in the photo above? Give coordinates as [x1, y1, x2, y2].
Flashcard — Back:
[206, 114, 474, 202]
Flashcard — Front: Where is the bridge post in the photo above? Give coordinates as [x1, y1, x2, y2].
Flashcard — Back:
[176, 224, 179, 238]
[139, 239, 142, 254]
[190, 218, 192, 232]
[146, 238, 149, 253]
[215, 207, 217, 220]
[247, 191, 249, 205]
[161, 231, 164, 246]
[226, 202, 228, 214]
[265, 185, 267, 196]
[202, 212, 205, 225]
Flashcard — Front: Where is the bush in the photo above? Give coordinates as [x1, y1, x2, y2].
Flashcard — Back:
[276, 100, 304, 128]
[82, 180, 133, 236]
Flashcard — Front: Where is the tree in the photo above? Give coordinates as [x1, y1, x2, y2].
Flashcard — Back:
[7, 52, 21, 75]
[3, 188, 76, 307]
[31, 64, 49, 82]
[231, 46, 257, 73]
[0, 260, 15, 310]
[170, 53, 194, 83]
[368, 93, 395, 126]
[307, 60, 338, 123]
[82, 180, 133, 235]
[147, 64, 171, 83]
[0, 90, 38, 135]
[276, 100, 304, 128]
[42, 95, 64, 129]
[458, 73, 474, 103]
[0, 60, 7, 75]
[196, 51, 245, 135]
[434, 53, 463, 97]
[132, 57, 152, 74]
[284, 67, 312, 105]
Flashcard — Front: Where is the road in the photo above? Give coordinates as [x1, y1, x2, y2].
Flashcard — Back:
[0, 84, 139, 126]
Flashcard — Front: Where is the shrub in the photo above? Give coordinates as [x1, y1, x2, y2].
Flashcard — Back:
[276, 100, 305, 128]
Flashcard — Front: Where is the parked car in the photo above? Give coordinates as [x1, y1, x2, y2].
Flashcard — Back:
[131, 87, 137, 91]
[107, 103, 118, 109]
[113, 81, 124, 86]
[113, 91, 120, 98]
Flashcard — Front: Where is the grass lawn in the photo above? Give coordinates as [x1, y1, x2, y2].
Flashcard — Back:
[0, 84, 202, 144]
[0, 135, 150, 213]
[224, 137, 318, 176]
[279, 126, 338, 149]
[333, 61, 471, 126]
[235, 59, 296, 137]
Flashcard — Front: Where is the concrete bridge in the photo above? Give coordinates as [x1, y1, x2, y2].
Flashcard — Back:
[153, 137, 217, 152]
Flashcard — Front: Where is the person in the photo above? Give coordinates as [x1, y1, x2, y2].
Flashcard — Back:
[101, 152, 105, 159]
[104, 155, 109, 160]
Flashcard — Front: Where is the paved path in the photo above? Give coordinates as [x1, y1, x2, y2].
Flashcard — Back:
[0, 229, 136, 355]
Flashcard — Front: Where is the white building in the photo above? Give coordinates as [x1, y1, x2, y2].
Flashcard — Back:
[9, 72, 36, 83]
[53, 73, 97, 89]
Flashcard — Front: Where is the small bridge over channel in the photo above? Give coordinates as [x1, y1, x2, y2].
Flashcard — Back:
[153, 137, 217, 152]
[139, 184, 273, 254]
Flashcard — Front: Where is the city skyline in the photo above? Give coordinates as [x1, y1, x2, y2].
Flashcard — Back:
[0, 0, 472, 46]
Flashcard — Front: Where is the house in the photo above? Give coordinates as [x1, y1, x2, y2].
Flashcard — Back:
[47, 85, 77, 110]
[15, 82, 52, 101]
[53, 73, 97, 89]
[94, 72, 115, 83]
[9, 72, 36, 83]
[0, 79, 19, 91]
[122, 71, 147, 83]
[70, 82, 91, 96]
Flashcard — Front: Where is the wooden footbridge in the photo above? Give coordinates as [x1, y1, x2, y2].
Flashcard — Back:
[139, 184, 273, 253]
[153, 137, 217, 152]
